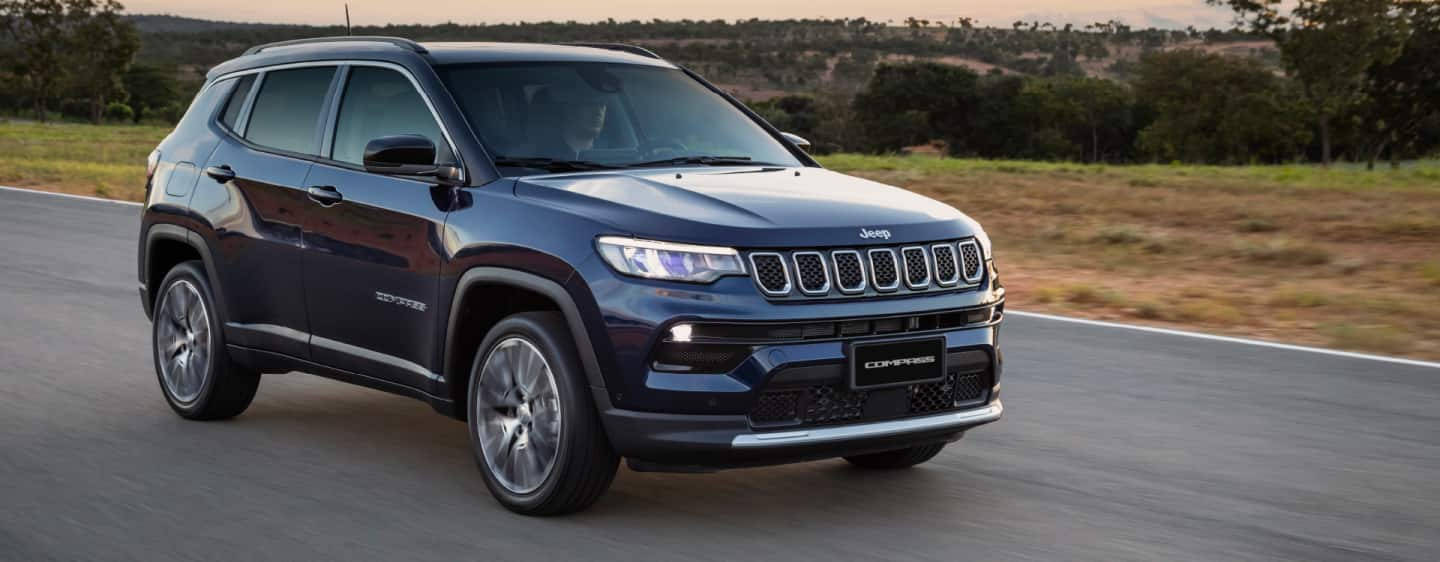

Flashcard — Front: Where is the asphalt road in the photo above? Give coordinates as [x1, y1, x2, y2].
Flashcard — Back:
[2, 187, 1438, 561]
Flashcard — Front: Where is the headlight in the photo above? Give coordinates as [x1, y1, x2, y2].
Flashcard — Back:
[596, 237, 746, 283]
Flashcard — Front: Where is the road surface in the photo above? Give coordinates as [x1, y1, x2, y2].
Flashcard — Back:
[1, 187, 1437, 561]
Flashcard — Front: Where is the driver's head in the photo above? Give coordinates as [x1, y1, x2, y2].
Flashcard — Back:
[532, 85, 607, 145]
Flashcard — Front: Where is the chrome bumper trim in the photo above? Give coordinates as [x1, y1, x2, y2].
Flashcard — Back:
[731, 400, 1003, 449]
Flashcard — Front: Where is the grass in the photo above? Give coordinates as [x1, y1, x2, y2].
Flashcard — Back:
[2, 121, 1438, 359]
[0, 120, 167, 201]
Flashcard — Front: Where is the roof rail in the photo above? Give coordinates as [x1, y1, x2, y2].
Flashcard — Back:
[564, 42, 662, 60]
[243, 36, 428, 56]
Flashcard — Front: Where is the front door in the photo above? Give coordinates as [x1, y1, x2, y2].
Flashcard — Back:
[300, 65, 459, 390]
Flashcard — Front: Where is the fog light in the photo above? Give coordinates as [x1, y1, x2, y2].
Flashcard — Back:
[669, 323, 693, 343]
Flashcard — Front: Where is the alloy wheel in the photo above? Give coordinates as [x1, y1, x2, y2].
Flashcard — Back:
[475, 337, 563, 494]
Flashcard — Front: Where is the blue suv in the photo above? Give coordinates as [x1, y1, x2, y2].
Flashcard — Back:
[138, 37, 1005, 515]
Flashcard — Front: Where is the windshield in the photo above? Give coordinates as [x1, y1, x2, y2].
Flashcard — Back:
[437, 62, 804, 175]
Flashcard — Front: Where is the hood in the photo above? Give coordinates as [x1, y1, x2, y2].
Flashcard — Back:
[513, 167, 983, 247]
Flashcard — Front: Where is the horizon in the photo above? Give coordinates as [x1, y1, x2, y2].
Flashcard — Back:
[122, 1, 1236, 30]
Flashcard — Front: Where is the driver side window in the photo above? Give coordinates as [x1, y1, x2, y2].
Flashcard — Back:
[331, 67, 453, 166]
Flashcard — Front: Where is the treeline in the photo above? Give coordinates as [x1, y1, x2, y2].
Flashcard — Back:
[759, 0, 1440, 166]
[3, 2, 1437, 166]
[0, 0, 192, 123]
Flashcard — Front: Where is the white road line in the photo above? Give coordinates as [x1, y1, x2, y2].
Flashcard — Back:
[3, 184, 1437, 370]
[1007, 311, 1440, 370]
[0, 185, 142, 207]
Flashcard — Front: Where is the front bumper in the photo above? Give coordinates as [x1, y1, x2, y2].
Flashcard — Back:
[600, 394, 1003, 469]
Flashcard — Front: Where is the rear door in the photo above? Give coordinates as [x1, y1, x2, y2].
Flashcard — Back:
[300, 64, 458, 390]
[197, 66, 338, 358]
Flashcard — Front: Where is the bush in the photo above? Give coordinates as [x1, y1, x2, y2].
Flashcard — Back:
[104, 102, 134, 123]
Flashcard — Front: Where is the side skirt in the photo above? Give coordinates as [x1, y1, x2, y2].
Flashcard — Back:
[226, 345, 459, 418]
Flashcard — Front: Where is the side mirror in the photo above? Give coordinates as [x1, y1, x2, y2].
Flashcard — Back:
[781, 132, 811, 152]
[363, 134, 438, 176]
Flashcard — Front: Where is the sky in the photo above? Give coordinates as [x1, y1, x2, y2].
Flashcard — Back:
[123, 0, 1236, 29]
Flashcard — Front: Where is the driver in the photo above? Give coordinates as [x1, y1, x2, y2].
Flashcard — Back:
[528, 85, 608, 160]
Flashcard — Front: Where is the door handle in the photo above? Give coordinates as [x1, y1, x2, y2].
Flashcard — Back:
[307, 185, 344, 206]
[204, 165, 236, 184]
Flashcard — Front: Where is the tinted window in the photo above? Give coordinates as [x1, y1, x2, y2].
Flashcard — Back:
[438, 62, 801, 175]
[245, 67, 335, 154]
[219, 75, 255, 131]
[331, 67, 452, 166]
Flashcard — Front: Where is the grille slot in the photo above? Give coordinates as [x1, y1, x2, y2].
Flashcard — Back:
[901, 246, 931, 289]
[957, 240, 983, 283]
[791, 252, 830, 295]
[748, 253, 791, 295]
[931, 244, 959, 286]
[868, 249, 900, 291]
[831, 251, 866, 293]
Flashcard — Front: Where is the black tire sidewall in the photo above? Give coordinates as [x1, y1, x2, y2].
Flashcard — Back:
[151, 261, 223, 416]
[466, 312, 594, 512]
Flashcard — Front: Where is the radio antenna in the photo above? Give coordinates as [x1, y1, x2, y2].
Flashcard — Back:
[344, 4, 352, 35]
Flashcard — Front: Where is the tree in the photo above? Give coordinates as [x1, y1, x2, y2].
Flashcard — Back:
[122, 63, 180, 123]
[64, 0, 139, 124]
[1352, 0, 1440, 167]
[1212, 0, 1408, 166]
[852, 62, 979, 153]
[1134, 49, 1312, 164]
[0, 0, 68, 121]
[1033, 77, 1135, 162]
[0, 0, 137, 122]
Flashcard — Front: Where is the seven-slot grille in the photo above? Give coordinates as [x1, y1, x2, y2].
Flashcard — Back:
[747, 240, 985, 299]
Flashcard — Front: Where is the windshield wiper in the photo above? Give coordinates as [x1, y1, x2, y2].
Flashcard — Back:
[492, 156, 620, 173]
[625, 155, 778, 168]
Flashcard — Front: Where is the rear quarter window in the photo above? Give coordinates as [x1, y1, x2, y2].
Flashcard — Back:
[219, 75, 256, 131]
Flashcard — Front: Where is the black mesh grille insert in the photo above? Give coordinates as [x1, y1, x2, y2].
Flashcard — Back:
[870, 250, 898, 289]
[902, 247, 929, 287]
[959, 242, 982, 281]
[803, 385, 867, 424]
[749, 364, 994, 428]
[750, 390, 800, 423]
[933, 245, 958, 284]
[793, 253, 828, 293]
[751, 254, 788, 294]
[833, 252, 864, 292]
[909, 372, 960, 414]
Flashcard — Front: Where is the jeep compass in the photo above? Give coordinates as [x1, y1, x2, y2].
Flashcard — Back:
[138, 37, 1004, 515]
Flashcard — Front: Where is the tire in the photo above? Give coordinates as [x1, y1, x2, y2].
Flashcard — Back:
[467, 311, 619, 515]
[151, 260, 259, 420]
[844, 443, 946, 469]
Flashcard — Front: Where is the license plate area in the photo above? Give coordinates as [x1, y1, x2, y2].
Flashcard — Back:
[848, 336, 946, 390]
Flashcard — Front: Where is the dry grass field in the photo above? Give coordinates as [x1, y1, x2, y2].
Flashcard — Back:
[827, 155, 1440, 359]
[5, 120, 1439, 359]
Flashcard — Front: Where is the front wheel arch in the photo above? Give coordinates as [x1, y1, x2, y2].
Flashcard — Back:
[443, 267, 611, 421]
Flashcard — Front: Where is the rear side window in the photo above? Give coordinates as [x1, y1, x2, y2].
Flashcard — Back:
[331, 67, 453, 166]
[245, 67, 335, 154]
[219, 75, 255, 131]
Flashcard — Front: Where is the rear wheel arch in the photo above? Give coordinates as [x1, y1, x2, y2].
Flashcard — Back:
[143, 224, 226, 322]
[444, 267, 609, 420]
